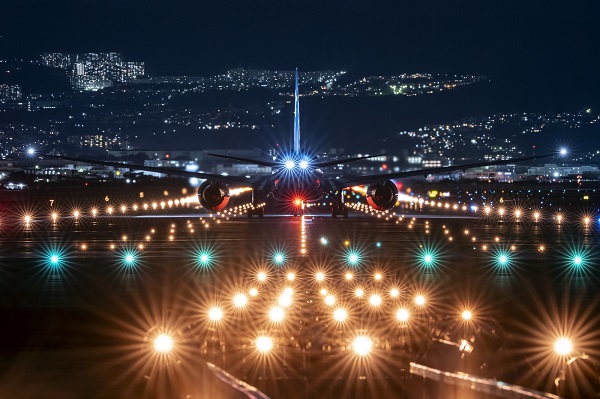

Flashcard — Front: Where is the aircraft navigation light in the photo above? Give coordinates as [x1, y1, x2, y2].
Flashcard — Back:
[352, 336, 373, 356]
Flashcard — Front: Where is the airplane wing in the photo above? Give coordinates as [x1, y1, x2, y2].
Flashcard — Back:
[312, 154, 387, 168]
[326, 153, 555, 190]
[39, 154, 268, 189]
[207, 153, 280, 167]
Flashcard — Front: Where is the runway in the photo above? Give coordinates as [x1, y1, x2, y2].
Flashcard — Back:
[0, 201, 598, 398]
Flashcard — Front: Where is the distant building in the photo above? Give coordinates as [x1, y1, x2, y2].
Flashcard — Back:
[39, 52, 145, 91]
[0, 84, 22, 101]
[527, 164, 600, 179]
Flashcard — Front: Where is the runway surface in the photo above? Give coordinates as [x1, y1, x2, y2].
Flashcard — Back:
[0, 200, 598, 398]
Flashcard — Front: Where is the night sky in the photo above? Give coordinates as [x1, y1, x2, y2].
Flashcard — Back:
[3, 0, 600, 81]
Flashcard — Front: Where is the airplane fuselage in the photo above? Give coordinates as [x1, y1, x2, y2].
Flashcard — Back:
[271, 169, 324, 204]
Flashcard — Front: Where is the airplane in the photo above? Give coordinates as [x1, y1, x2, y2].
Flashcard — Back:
[34, 69, 557, 218]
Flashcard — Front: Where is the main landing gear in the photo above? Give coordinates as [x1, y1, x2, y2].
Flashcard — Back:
[331, 204, 349, 218]
[247, 205, 264, 218]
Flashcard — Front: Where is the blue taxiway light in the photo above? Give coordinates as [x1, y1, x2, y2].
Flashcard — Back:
[346, 252, 360, 266]
[273, 253, 285, 265]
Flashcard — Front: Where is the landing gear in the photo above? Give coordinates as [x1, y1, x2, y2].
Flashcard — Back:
[247, 205, 264, 218]
[331, 204, 348, 219]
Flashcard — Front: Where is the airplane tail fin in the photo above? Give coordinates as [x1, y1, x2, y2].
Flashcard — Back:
[293, 68, 300, 155]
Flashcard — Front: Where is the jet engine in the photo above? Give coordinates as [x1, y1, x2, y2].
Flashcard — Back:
[198, 181, 230, 211]
[366, 180, 398, 211]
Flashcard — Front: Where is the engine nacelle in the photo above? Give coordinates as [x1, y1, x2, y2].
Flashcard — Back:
[198, 181, 230, 211]
[366, 180, 398, 211]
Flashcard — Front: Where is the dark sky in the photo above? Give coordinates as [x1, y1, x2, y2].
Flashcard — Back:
[2, 0, 600, 80]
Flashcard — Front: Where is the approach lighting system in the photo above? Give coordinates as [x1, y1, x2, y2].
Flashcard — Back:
[461, 310, 473, 321]
[208, 307, 223, 322]
[352, 336, 373, 356]
[396, 308, 410, 322]
[554, 337, 573, 356]
[256, 336, 273, 353]
[154, 334, 174, 353]
[333, 308, 348, 322]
